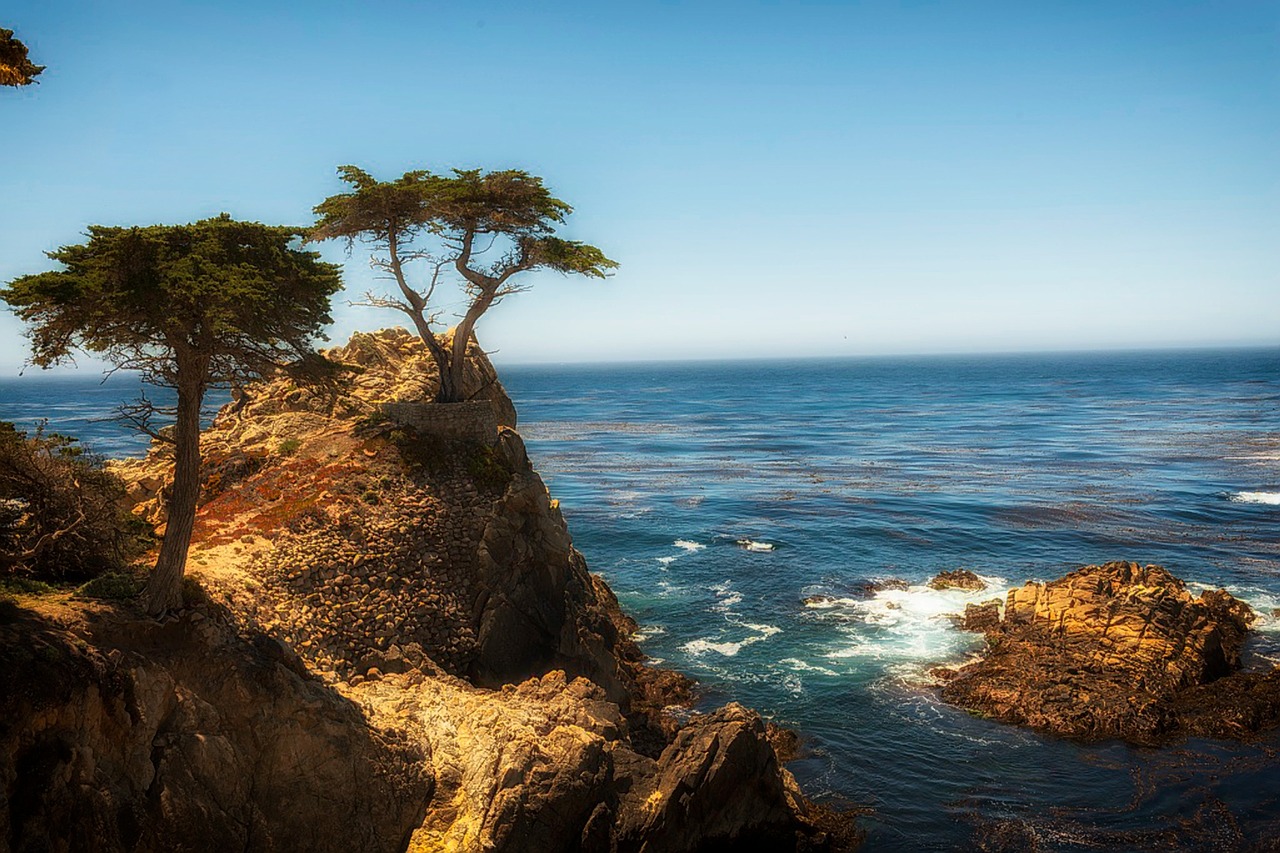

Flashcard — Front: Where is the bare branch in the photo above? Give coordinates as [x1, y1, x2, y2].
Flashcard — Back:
[104, 394, 176, 444]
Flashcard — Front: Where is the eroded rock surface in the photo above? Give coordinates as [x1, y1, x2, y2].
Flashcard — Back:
[0, 599, 428, 853]
[53, 327, 852, 851]
[940, 561, 1280, 744]
[928, 569, 986, 591]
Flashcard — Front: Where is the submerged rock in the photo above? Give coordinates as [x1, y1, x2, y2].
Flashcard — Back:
[861, 578, 909, 594]
[940, 561, 1280, 744]
[928, 569, 986, 591]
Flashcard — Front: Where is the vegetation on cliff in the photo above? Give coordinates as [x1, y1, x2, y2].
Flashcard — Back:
[0, 421, 145, 580]
[1, 216, 342, 614]
[55, 328, 856, 851]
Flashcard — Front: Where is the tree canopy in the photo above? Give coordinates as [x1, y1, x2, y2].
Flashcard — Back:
[0, 28, 43, 87]
[1, 215, 342, 612]
[311, 166, 616, 402]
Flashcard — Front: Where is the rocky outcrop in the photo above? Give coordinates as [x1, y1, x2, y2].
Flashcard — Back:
[939, 561, 1280, 744]
[928, 569, 985, 591]
[80, 328, 845, 850]
[0, 598, 428, 853]
[112, 329, 651, 705]
[960, 599, 1002, 632]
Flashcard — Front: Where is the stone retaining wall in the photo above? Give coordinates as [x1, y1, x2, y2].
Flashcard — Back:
[379, 400, 497, 445]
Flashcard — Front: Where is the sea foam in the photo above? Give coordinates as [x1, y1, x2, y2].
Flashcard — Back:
[1230, 491, 1280, 506]
[817, 575, 1006, 664]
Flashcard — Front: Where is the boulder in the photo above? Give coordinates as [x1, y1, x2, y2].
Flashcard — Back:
[940, 561, 1279, 744]
[928, 570, 985, 591]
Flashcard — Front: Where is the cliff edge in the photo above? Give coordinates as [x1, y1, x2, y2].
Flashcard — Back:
[3, 328, 854, 851]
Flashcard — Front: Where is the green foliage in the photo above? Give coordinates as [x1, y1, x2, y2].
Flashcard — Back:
[0, 575, 58, 600]
[465, 442, 513, 493]
[522, 236, 619, 278]
[277, 437, 302, 456]
[310, 165, 616, 402]
[311, 166, 436, 248]
[0, 28, 42, 87]
[181, 576, 209, 607]
[0, 421, 145, 580]
[1, 215, 343, 387]
[75, 571, 145, 601]
[430, 168, 573, 235]
[388, 426, 512, 492]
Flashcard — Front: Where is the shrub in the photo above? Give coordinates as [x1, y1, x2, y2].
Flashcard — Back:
[75, 571, 145, 601]
[0, 421, 147, 581]
[277, 437, 302, 456]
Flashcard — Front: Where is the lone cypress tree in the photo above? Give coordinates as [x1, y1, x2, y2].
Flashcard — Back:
[1, 215, 342, 613]
[311, 166, 616, 402]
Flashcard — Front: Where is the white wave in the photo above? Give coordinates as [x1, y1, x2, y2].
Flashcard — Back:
[633, 624, 667, 641]
[656, 580, 686, 598]
[683, 638, 745, 656]
[674, 539, 706, 552]
[657, 556, 677, 567]
[820, 574, 1007, 663]
[681, 621, 781, 658]
[1231, 491, 1280, 505]
[802, 595, 861, 609]
[1187, 581, 1280, 633]
[736, 538, 775, 552]
[778, 657, 839, 676]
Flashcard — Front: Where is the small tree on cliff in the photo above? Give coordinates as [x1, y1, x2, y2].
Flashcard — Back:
[311, 166, 616, 403]
[0, 216, 342, 613]
[0, 28, 43, 86]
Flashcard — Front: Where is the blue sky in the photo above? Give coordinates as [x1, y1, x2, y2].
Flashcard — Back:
[2, 0, 1277, 372]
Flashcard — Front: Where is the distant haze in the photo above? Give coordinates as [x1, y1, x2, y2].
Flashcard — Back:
[2, 1, 1277, 375]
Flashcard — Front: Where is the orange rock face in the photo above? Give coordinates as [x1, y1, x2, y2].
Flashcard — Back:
[941, 561, 1278, 744]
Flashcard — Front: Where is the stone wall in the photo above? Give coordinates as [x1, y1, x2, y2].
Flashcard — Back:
[379, 400, 498, 445]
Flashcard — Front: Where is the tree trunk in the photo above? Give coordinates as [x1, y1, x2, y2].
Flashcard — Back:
[443, 290, 494, 404]
[143, 376, 203, 615]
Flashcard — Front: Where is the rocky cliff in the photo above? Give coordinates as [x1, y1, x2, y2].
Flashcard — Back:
[4, 329, 851, 851]
[939, 561, 1280, 744]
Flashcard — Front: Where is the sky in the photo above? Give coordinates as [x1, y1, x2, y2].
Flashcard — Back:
[2, 0, 1277, 373]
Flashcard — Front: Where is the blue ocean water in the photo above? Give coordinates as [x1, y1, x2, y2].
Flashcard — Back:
[3, 348, 1278, 849]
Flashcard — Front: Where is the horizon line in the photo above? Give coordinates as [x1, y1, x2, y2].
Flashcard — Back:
[2, 339, 1276, 382]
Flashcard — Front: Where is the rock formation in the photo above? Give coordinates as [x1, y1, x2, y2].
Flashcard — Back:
[0, 597, 428, 852]
[5, 328, 852, 851]
[927, 569, 985, 591]
[940, 561, 1280, 744]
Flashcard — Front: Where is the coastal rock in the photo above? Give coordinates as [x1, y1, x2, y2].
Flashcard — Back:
[82, 328, 845, 850]
[940, 561, 1279, 744]
[862, 578, 909, 594]
[928, 569, 986, 591]
[615, 704, 811, 851]
[961, 599, 1002, 632]
[0, 601, 428, 853]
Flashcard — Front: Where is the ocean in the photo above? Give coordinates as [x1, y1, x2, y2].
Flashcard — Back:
[3, 347, 1278, 850]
